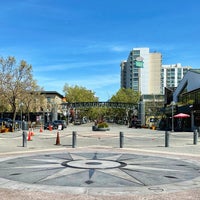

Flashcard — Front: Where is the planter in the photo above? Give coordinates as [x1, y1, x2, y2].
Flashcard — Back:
[96, 127, 110, 131]
[1, 129, 5, 133]
[92, 126, 110, 131]
[92, 125, 97, 131]
[5, 128, 9, 132]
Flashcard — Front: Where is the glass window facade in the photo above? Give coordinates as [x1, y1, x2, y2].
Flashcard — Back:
[179, 89, 200, 104]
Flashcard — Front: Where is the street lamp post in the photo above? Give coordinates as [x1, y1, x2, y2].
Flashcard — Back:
[62, 103, 68, 125]
[171, 101, 176, 132]
[189, 105, 195, 131]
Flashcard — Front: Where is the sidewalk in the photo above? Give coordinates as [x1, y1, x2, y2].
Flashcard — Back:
[0, 123, 199, 156]
[0, 123, 200, 200]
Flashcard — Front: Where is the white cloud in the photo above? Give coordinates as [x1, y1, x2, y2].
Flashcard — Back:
[36, 73, 120, 97]
[83, 42, 131, 53]
[109, 45, 130, 52]
[69, 74, 120, 89]
[34, 59, 120, 72]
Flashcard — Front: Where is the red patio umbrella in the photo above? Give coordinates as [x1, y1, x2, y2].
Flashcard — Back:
[173, 113, 190, 118]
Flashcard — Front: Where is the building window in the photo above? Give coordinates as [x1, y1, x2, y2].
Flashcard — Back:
[47, 97, 51, 103]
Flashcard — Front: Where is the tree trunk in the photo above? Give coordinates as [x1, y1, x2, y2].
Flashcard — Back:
[12, 107, 17, 131]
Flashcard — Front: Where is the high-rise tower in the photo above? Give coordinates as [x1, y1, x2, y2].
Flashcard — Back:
[120, 48, 162, 95]
[161, 63, 191, 94]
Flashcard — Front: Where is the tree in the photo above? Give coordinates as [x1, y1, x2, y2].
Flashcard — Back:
[0, 56, 40, 125]
[109, 88, 140, 123]
[110, 88, 140, 103]
[21, 87, 46, 122]
[63, 84, 99, 121]
[63, 84, 98, 102]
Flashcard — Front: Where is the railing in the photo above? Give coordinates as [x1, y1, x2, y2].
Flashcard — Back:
[61, 102, 138, 109]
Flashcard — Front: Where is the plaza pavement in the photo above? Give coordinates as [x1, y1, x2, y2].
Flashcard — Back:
[0, 123, 200, 199]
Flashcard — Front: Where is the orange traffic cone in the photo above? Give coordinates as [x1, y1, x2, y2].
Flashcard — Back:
[28, 129, 31, 136]
[30, 128, 35, 136]
[55, 132, 61, 145]
[49, 125, 52, 131]
[27, 131, 32, 141]
[40, 126, 43, 133]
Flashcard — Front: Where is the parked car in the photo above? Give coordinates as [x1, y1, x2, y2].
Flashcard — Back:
[53, 120, 67, 130]
[0, 118, 13, 128]
[135, 120, 142, 128]
[129, 119, 142, 128]
[0, 119, 6, 126]
[74, 119, 82, 125]
[44, 122, 55, 130]
[2, 118, 13, 128]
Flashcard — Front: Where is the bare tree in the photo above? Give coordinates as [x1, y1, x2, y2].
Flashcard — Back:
[0, 56, 40, 125]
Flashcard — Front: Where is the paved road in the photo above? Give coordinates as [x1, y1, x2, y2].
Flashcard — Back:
[0, 123, 200, 199]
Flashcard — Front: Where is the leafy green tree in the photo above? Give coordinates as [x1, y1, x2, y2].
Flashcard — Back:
[63, 84, 99, 120]
[63, 84, 98, 102]
[110, 88, 140, 103]
[109, 88, 140, 123]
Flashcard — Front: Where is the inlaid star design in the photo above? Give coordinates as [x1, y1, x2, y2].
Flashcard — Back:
[0, 152, 199, 187]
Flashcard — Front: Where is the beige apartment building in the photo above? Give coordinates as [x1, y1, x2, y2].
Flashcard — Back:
[120, 47, 162, 95]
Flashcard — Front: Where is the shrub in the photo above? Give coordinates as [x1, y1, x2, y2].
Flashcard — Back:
[97, 122, 109, 128]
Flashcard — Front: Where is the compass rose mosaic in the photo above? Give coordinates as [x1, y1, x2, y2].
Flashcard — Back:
[0, 152, 200, 189]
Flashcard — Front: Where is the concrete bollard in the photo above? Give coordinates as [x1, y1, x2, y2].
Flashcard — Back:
[165, 131, 169, 147]
[120, 132, 124, 148]
[22, 131, 27, 147]
[193, 129, 198, 145]
[72, 131, 77, 148]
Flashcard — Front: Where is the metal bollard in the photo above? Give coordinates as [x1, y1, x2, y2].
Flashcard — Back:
[72, 131, 77, 148]
[193, 129, 198, 145]
[120, 132, 124, 148]
[165, 131, 169, 147]
[22, 131, 27, 147]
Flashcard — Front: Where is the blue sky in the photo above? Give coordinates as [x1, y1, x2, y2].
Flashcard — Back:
[1, 0, 200, 101]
